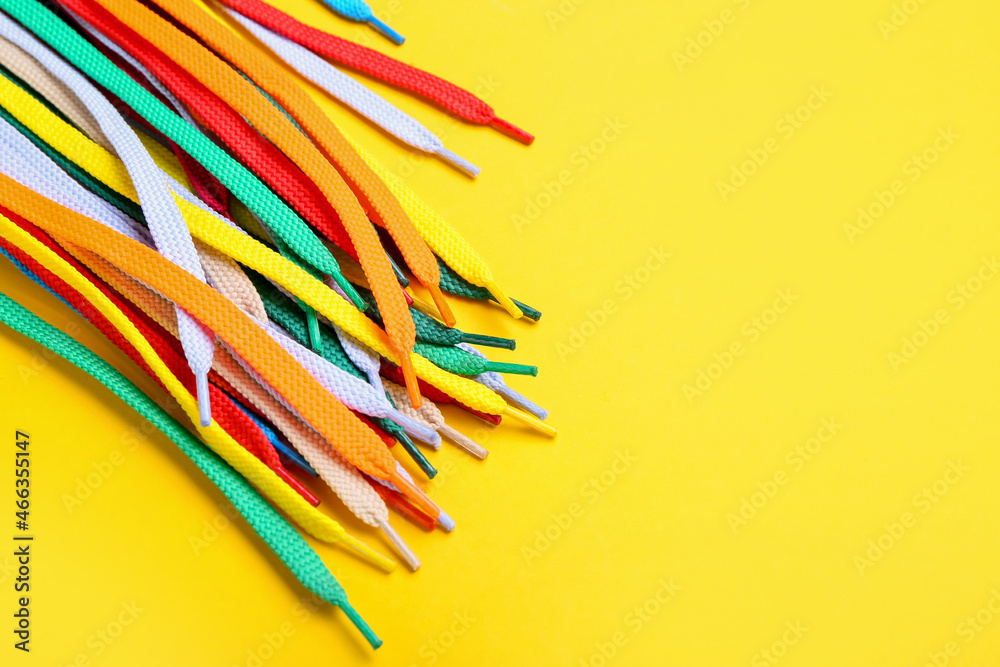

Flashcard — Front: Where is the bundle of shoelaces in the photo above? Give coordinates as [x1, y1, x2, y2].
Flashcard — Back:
[0, 0, 552, 648]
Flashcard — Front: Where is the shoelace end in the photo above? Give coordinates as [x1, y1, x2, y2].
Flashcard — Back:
[489, 117, 534, 145]
[438, 423, 488, 460]
[485, 280, 524, 319]
[195, 372, 212, 427]
[330, 270, 368, 311]
[339, 530, 397, 573]
[427, 284, 456, 328]
[437, 510, 456, 532]
[340, 600, 383, 649]
[389, 469, 440, 519]
[367, 16, 405, 45]
[483, 361, 537, 376]
[496, 384, 549, 421]
[460, 332, 516, 350]
[505, 405, 557, 437]
[377, 517, 421, 571]
[398, 352, 423, 409]
[436, 146, 481, 178]
[275, 466, 321, 506]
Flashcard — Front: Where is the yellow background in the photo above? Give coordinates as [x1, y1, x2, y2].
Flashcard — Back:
[1, 0, 999, 664]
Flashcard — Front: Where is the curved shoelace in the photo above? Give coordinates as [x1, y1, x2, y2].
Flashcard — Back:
[314, 0, 403, 44]
[250, 275, 439, 478]
[77, 0, 452, 363]
[0, 291, 381, 648]
[0, 76, 551, 440]
[0, 224, 319, 507]
[437, 259, 541, 321]
[0, 34, 113, 152]
[384, 381, 488, 460]
[226, 8, 476, 176]
[0, 173, 451, 516]
[212, 0, 533, 144]
[0, 9, 218, 426]
[213, 348, 421, 570]
[0, 210, 396, 572]
[458, 342, 549, 421]
[138, 0, 459, 342]
[0, 67, 273, 384]
[61, 0, 370, 310]
[1, 0, 361, 311]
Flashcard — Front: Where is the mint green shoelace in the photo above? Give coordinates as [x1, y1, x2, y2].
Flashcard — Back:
[0, 0, 352, 292]
[0, 290, 381, 648]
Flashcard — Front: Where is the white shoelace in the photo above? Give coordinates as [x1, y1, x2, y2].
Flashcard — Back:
[224, 7, 479, 177]
[0, 12, 216, 425]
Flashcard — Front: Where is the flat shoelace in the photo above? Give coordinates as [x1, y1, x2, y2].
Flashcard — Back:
[140, 0, 459, 349]
[0, 210, 396, 571]
[0, 222, 321, 506]
[384, 381, 488, 459]
[81, 0, 449, 352]
[0, 0, 360, 306]
[213, 346, 421, 570]
[0, 173, 450, 515]
[458, 342, 549, 421]
[212, 0, 534, 144]
[226, 8, 476, 176]
[0, 34, 114, 152]
[0, 9, 218, 425]
[0, 73, 529, 432]
[0, 291, 381, 648]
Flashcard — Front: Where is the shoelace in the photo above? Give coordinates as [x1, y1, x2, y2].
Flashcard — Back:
[0, 34, 114, 152]
[213, 348, 421, 570]
[437, 258, 542, 321]
[136, 0, 458, 353]
[212, 0, 534, 144]
[226, 8, 476, 176]
[1, 0, 362, 310]
[458, 342, 550, 421]
[356, 283, 516, 349]
[313, 0, 403, 44]
[0, 174, 450, 517]
[415, 341, 538, 377]
[0, 291, 381, 648]
[0, 9, 218, 426]
[347, 139, 524, 318]
[63, 0, 370, 309]
[0, 70, 272, 381]
[384, 381, 489, 460]
[0, 210, 323, 508]
[82, 0, 448, 322]
[250, 278, 439, 479]
[0, 210, 396, 571]
[0, 76, 545, 438]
